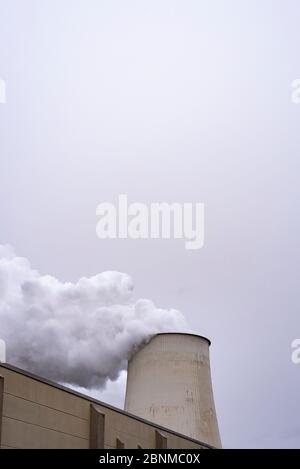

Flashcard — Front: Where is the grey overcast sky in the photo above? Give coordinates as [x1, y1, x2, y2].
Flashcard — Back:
[1, 0, 300, 448]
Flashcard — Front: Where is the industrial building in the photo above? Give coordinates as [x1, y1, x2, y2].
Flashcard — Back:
[0, 333, 221, 449]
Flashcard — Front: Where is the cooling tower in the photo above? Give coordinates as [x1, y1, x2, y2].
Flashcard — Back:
[124, 333, 221, 448]
[0, 339, 5, 362]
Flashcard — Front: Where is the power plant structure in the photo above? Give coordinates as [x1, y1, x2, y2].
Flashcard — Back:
[0, 332, 221, 449]
[125, 333, 221, 448]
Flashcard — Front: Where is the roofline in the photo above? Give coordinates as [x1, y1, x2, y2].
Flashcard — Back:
[0, 361, 214, 449]
[154, 332, 211, 346]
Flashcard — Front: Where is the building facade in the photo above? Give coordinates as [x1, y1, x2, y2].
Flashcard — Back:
[0, 363, 212, 449]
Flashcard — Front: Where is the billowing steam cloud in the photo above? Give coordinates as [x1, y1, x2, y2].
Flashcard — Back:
[0, 245, 187, 388]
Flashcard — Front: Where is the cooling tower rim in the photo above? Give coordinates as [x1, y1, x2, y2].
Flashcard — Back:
[154, 332, 211, 346]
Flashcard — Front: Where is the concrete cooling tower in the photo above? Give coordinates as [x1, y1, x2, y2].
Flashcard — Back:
[124, 332, 221, 448]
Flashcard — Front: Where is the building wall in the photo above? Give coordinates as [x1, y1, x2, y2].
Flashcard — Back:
[0, 364, 211, 449]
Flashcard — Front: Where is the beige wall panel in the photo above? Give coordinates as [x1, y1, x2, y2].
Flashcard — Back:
[106, 415, 153, 442]
[0, 367, 89, 420]
[104, 424, 154, 449]
[103, 410, 203, 449]
[1, 417, 89, 449]
[104, 414, 202, 449]
[167, 435, 202, 449]
[3, 393, 88, 439]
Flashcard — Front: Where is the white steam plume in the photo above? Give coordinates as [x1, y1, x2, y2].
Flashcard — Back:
[0, 244, 187, 388]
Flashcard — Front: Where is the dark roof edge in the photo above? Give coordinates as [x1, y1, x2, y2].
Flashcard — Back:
[0, 361, 214, 449]
[154, 332, 211, 346]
